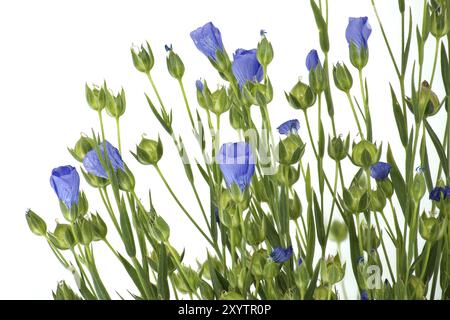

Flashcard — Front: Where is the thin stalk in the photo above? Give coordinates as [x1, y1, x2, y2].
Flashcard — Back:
[154, 165, 215, 248]
[98, 110, 106, 141]
[346, 92, 365, 138]
[178, 79, 195, 129]
[429, 38, 440, 87]
[115, 117, 122, 154]
[374, 213, 395, 283]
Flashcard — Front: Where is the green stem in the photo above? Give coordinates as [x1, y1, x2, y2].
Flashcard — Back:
[178, 79, 196, 129]
[154, 165, 215, 248]
[374, 213, 395, 283]
[132, 256, 152, 300]
[429, 38, 440, 87]
[98, 110, 106, 141]
[420, 241, 431, 281]
[346, 92, 365, 138]
[146, 72, 167, 112]
[115, 117, 122, 154]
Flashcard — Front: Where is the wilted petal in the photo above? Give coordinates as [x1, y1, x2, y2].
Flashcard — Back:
[83, 141, 124, 179]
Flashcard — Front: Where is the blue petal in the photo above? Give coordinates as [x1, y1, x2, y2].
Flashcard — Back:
[50, 165, 80, 208]
[231, 49, 263, 88]
[370, 162, 392, 180]
[306, 49, 320, 71]
[429, 187, 444, 201]
[277, 119, 300, 135]
[444, 186, 450, 199]
[345, 17, 372, 49]
[190, 22, 224, 60]
[217, 142, 255, 191]
[196, 79, 204, 92]
[83, 141, 124, 179]
[270, 246, 293, 263]
[361, 290, 369, 300]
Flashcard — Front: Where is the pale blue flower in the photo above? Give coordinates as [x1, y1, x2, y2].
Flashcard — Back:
[190, 22, 224, 60]
[370, 162, 392, 180]
[50, 165, 80, 209]
[270, 246, 293, 263]
[83, 141, 124, 179]
[217, 142, 255, 191]
[231, 49, 263, 88]
[306, 49, 320, 71]
[277, 119, 300, 135]
[346, 17, 372, 50]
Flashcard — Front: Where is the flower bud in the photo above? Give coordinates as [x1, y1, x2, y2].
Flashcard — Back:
[85, 83, 106, 111]
[369, 188, 387, 212]
[328, 134, 350, 161]
[420, 81, 441, 117]
[323, 254, 345, 285]
[408, 276, 425, 300]
[361, 225, 380, 252]
[257, 35, 273, 67]
[91, 213, 107, 240]
[419, 212, 446, 242]
[330, 220, 348, 243]
[196, 80, 213, 110]
[132, 136, 163, 166]
[276, 134, 306, 165]
[309, 64, 328, 94]
[81, 168, 110, 189]
[131, 42, 155, 73]
[376, 179, 394, 198]
[53, 281, 81, 300]
[343, 186, 369, 213]
[430, 1, 450, 39]
[313, 286, 335, 300]
[79, 218, 93, 246]
[26, 209, 47, 236]
[250, 250, 267, 279]
[166, 48, 185, 80]
[211, 86, 231, 115]
[152, 215, 171, 242]
[276, 164, 300, 187]
[245, 218, 265, 246]
[49, 223, 76, 250]
[105, 86, 126, 119]
[117, 164, 135, 192]
[68, 135, 95, 162]
[333, 62, 353, 92]
[349, 43, 369, 70]
[289, 191, 302, 220]
[263, 261, 280, 280]
[351, 140, 380, 168]
[285, 80, 316, 110]
[410, 173, 426, 202]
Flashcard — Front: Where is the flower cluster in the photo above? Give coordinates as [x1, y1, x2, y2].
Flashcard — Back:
[27, 0, 450, 302]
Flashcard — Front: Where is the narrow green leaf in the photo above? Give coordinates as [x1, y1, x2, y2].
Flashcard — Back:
[424, 120, 449, 176]
[390, 85, 408, 147]
[157, 243, 170, 299]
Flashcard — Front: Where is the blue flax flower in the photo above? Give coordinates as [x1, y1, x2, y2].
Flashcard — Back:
[306, 49, 320, 71]
[217, 142, 255, 192]
[429, 187, 444, 201]
[346, 17, 372, 50]
[370, 162, 392, 180]
[190, 22, 224, 60]
[361, 290, 369, 300]
[231, 49, 263, 88]
[277, 119, 300, 135]
[270, 246, 293, 263]
[83, 141, 124, 179]
[50, 165, 80, 209]
[195, 79, 204, 92]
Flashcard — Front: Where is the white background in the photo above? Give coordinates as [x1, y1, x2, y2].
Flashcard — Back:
[0, 0, 444, 299]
